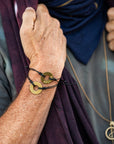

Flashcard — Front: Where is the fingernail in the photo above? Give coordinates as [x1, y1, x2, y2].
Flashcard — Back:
[25, 7, 34, 11]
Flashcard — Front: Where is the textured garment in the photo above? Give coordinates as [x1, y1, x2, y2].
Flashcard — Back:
[0, 1, 99, 144]
[66, 33, 114, 144]
[0, 15, 16, 116]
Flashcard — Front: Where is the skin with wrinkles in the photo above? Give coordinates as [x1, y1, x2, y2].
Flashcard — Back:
[0, 3, 113, 144]
[20, 5, 66, 78]
[0, 4, 66, 144]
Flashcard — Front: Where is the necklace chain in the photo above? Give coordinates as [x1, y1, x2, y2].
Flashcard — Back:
[67, 30, 112, 123]
[103, 31, 112, 122]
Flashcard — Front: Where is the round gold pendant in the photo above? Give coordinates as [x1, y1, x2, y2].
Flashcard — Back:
[30, 81, 42, 95]
[105, 121, 114, 141]
[41, 72, 54, 84]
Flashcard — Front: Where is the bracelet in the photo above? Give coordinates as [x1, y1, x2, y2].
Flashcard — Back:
[29, 68, 59, 84]
[27, 68, 59, 95]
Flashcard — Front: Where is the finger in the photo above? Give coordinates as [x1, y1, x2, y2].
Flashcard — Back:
[34, 4, 50, 30]
[36, 4, 50, 17]
[33, 4, 51, 41]
[107, 31, 114, 42]
[107, 8, 114, 21]
[22, 7, 36, 31]
[51, 18, 60, 28]
[108, 40, 114, 51]
[106, 21, 114, 32]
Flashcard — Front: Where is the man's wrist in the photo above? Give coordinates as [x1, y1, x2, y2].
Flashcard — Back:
[29, 60, 63, 79]
[28, 62, 60, 96]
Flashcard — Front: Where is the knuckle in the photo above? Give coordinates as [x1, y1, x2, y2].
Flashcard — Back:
[60, 28, 63, 34]
[58, 28, 63, 36]
[63, 35, 67, 43]
[52, 18, 60, 27]
[42, 12, 50, 18]
[107, 9, 111, 18]
[107, 31, 114, 42]
[107, 8, 114, 18]
[106, 22, 110, 32]
[109, 41, 114, 51]
[55, 19, 60, 27]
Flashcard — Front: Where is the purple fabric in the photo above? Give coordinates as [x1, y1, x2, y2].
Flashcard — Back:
[0, 0, 101, 143]
[0, 0, 28, 92]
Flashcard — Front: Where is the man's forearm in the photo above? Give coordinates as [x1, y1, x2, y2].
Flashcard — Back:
[0, 4, 66, 144]
[0, 67, 57, 144]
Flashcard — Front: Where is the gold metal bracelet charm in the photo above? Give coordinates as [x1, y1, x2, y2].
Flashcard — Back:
[41, 72, 54, 84]
[30, 81, 42, 95]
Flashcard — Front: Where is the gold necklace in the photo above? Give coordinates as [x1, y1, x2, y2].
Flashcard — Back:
[67, 30, 114, 142]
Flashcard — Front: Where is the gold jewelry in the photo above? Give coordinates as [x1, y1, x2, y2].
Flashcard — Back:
[67, 30, 114, 142]
[105, 121, 114, 141]
[41, 72, 54, 84]
[30, 81, 43, 95]
[28, 69, 59, 95]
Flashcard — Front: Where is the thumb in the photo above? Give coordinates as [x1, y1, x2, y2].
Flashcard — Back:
[22, 7, 36, 31]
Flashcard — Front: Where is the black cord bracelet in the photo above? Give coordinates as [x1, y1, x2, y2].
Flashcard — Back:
[27, 66, 78, 88]
[27, 68, 59, 95]
[28, 75, 58, 95]
[29, 67, 59, 82]
[27, 66, 78, 95]
[38, 84, 58, 90]
[27, 74, 58, 90]
[29, 68, 45, 77]
[26, 66, 77, 85]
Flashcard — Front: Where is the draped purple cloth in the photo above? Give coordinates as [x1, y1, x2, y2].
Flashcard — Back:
[1, 0, 112, 143]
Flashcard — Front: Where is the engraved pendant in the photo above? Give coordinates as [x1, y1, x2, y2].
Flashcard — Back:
[105, 121, 114, 140]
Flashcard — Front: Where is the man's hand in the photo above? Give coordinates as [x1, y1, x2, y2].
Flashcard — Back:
[106, 7, 114, 51]
[0, 5, 66, 144]
[20, 4, 66, 78]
